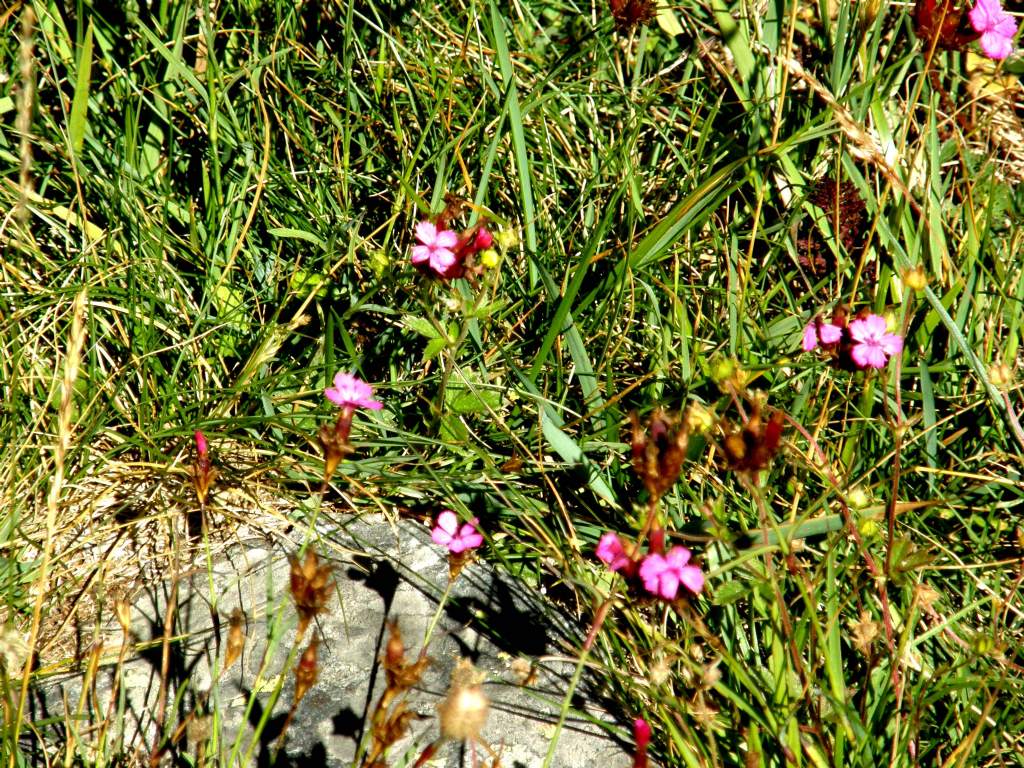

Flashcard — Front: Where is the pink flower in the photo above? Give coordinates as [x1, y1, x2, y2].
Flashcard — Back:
[969, 0, 1018, 59]
[632, 718, 651, 768]
[473, 228, 494, 250]
[431, 510, 483, 554]
[802, 320, 843, 351]
[324, 372, 383, 410]
[195, 430, 208, 458]
[411, 220, 459, 276]
[848, 314, 903, 370]
[638, 546, 704, 600]
[596, 532, 631, 572]
[633, 718, 652, 747]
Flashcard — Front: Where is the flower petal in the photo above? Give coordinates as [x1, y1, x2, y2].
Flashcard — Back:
[415, 220, 438, 244]
[679, 565, 705, 595]
[802, 323, 819, 352]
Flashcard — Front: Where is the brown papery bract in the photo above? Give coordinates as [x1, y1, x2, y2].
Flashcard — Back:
[289, 549, 335, 638]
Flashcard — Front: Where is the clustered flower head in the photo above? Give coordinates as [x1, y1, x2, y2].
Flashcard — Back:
[969, 0, 1018, 59]
[802, 308, 903, 371]
[409, 194, 502, 281]
[411, 219, 496, 280]
[596, 531, 704, 602]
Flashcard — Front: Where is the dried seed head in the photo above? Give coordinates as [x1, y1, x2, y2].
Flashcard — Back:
[631, 410, 689, 501]
[382, 621, 429, 690]
[289, 549, 335, 637]
[718, 406, 784, 479]
[437, 659, 489, 742]
[293, 636, 320, 706]
[224, 608, 245, 672]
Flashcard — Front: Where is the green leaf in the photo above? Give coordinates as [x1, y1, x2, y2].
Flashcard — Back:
[69, 21, 94, 155]
[403, 315, 440, 339]
[448, 386, 501, 415]
[423, 337, 448, 362]
[540, 409, 619, 508]
[267, 227, 325, 248]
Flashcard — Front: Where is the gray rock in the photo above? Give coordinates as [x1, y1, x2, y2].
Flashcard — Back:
[37, 516, 631, 767]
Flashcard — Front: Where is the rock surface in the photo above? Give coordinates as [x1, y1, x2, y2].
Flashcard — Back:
[37, 516, 631, 767]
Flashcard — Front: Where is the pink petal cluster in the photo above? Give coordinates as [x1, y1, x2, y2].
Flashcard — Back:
[411, 221, 459, 276]
[324, 372, 383, 410]
[848, 314, 903, 369]
[431, 510, 484, 554]
[802, 320, 842, 352]
[595, 532, 632, 572]
[638, 546, 704, 601]
[969, 0, 1018, 59]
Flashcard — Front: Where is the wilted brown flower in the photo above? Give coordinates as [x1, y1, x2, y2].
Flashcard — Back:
[609, 0, 656, 30]
[913, 0, 978, 51]
[319, 420, 355, 487]
[289, 549, 335, 637]
[719, 406, 785, 478]
[223, 608, 245, 673]
[382, 621, 430, 690]
[293, 636, 320, 706]
[631, 410, 689, 502]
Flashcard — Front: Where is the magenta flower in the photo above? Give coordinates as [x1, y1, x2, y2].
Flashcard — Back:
[969, 0, 1018, 59]
[195, 430, 208, 458]
[802, 320, 843, 351]
[411, 220, 459, 276]
[633, 718, 651, 768]
[431, 510, 484, 554]
[324, 372, 383, 410]
[473, 227, 494, 250]
[638, 546, 704, 600]
[848, 314, 903, 370]
[596, 532, 632, 572]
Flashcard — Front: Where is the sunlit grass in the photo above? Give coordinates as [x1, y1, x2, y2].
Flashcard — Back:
[2, 0, 1023, 765]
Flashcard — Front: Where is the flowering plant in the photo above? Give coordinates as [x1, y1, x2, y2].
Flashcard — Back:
[319, 372, 382, 487]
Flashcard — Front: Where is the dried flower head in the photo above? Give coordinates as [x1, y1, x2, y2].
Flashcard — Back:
[631, 410, 689, 501]
[382, 621, 430, 691]
[719, 406, 785, 477]
[293, 636, 320, 706]
[289, 549, 335, 637]
[223, 608, 245, 673]
[437, 658, 489, 743]
[914, 0, 979, 52]
[797, 176, 868, 276]
[609, 0, 656, 29]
